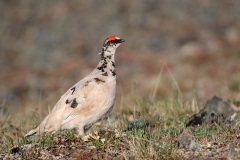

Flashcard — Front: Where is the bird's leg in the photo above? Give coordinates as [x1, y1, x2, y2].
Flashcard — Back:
[77, 127, 85, 136]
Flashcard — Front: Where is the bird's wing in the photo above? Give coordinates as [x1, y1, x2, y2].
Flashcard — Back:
[45, 74, 107, 129]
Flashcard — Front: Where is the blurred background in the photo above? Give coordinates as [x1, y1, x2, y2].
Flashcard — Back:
[0, 0, 240, 114]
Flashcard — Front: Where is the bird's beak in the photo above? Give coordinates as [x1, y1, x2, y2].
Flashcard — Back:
[117, 39, 125, 43]
[120, 39, 125, 43]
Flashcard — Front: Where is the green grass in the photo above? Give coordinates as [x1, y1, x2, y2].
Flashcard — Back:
[0, 89, 239, 159]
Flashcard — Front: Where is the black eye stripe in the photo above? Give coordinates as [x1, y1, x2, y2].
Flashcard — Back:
[109, 39, 122, 44]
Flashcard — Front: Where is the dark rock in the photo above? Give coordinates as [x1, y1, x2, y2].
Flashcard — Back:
[127, 118, 151, 130]
[186, 96, 236, 127]
[224, 111, 240, 127]
[10, 147, 20, 155]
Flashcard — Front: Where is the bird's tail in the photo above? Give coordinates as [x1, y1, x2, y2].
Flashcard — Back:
[25, 114, 50, 137]
[25, 127, 39, 137]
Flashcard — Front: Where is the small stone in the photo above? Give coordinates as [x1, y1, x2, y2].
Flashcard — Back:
[189, 140, 201, 150]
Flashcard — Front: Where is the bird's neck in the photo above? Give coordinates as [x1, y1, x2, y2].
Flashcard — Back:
[96, 48, 116, 76]
[101, 53, 115, 62]
[100, 47, 116, 61]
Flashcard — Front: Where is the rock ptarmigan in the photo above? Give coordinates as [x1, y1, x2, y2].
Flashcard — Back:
[26, 35, 125, 136]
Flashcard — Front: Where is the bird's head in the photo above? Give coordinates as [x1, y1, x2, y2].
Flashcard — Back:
[103, 35, 125, 50]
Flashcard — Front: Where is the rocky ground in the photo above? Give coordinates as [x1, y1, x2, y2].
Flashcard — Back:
[1, 96, 240, 159]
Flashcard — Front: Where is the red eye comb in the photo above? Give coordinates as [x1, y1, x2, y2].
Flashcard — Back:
[107, 35, 119, 41]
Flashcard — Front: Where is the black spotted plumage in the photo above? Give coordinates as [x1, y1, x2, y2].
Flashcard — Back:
[70, 98, 78, 108]
[71, 87, 76, 94]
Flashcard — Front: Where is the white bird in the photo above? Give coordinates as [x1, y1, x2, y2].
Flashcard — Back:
[26, 35, 125, 136]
